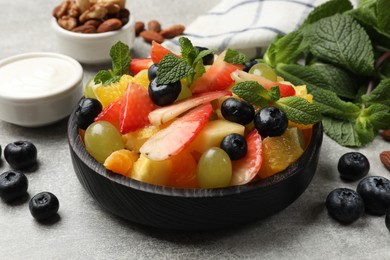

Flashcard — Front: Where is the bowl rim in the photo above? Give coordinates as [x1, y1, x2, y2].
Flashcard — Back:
[68, 104, 323, 198]
[51, 15, 135, 39]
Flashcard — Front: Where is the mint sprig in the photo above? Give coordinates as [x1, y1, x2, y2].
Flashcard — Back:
[156, 53, 194, 85]
[224, 49, 250, 64]
[262, 0, 390, 147]
[94, 41, 131, 85]
[232, 81, 322, 125]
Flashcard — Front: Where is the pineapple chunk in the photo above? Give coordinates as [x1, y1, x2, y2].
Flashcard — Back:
[130, 155, 172, 186]
[190, 119, 245, 153]
[122, 125, 160, 153]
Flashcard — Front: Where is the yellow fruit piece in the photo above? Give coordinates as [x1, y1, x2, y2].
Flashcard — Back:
[190, 119, 245, 154]
[104, 149, 139, 177]
[294, 85, 313, 103]
[258, 127, 304, 179]
[133, 69, 150, 89]
[131, 154, 172, 186]
[95, 75, 134, 108]
[122, 125, 161, 153]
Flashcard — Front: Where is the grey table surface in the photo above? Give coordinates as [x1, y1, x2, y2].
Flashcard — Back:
[0, 0, 389, 259]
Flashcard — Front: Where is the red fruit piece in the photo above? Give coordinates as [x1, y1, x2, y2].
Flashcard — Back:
[230, 129, 263, 186]
[94, 97, 122, 130]
[191, 52, 242, 94]
[150, 41, 175, 64]
[140, 104, 213, 161]
[120, 82, 156, 134]
[148, 90, 232, 125]
[130, 58, 153, 75]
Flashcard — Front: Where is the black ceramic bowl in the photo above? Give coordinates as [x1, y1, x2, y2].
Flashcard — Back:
[67, 106, 323, 230]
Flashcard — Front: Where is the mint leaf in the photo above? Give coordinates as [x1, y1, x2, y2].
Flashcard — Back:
[360, 103, 390, 130]
[302, 0, 353, 26]
[268, 86, 280, 101]
[179, 37, 198, 65]
[194, 49, 214, 65]
[322, 117, 362, 147]
[94, 70, 113, 85]
[306, 14, 375, 76]
[110, 41, 131, 76]
[361, 78, 390, 107]
[263, 30, 307, 67]
[156, 53, 194, 85]
[275, 96, 322, 125]
[310, 87, 361, 120]
[224, 49, 249, 64]
[377, 0, 390, 34]
[231, 81, 269, 107]
[355, 119, 376, 146]
[276, 63, 358, 99]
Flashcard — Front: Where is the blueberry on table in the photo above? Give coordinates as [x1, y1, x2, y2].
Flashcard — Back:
[4, 141, 37, 170]
[357, 176, 390, 215]
[221, 98, 255, 125]
[254, 106, 288, 137]
[195, 46, 214, 65]
[29, 192, 59, 221]
[0, 171, 28, 202]
[75, 98, 103, 130]
[325, 188, 365, 224]
[148, 78, 182, 106]
[220, 133, 248, 160]
[338, 152, 370, 181]
[147, 63, 159, 81]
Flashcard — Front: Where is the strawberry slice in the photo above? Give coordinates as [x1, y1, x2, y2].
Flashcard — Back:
[130, 58, 153, 75]
[150, 41, 176, 64]
[94, 97, 122, 130]
[119, 82, 156, 134]
[230, 129, 263, 186]
[140, 104, 213, 161]
[191, 52, 242, 94]
[231, 70, 295, 97]
[148, 90, 232, 125]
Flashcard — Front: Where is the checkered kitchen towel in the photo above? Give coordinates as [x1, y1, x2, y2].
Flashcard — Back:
[163, 0, 358, 58]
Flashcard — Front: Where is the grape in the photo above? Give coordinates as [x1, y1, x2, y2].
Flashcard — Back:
[84, 121, 124, 163]
[196, 147, 232, 188]
[249, 63, 277, 81]
[84, 77, 98, 99]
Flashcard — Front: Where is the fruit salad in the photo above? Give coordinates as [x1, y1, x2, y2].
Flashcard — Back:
[75, 39, 321, 189]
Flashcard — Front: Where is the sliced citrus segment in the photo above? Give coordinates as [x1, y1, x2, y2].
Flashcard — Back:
[168, 150, 198, 188]
[258, 127, 304, 179]
[132, 69, 150, 89]
[95, 75, 134, 108]
[104, 149, 139, 177]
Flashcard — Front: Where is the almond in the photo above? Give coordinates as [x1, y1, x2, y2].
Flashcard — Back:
[160, 25, 185, 39]
[147, 20, 161, 33]
[135, 21, 145, 36]
[97, 18, 122, 33]
[381, 129, 390, 142]
[72, 24, 97, 33]
[140, 30, 164, 44]
[84, 19, 102, 28]
[380, 151, 390, 171]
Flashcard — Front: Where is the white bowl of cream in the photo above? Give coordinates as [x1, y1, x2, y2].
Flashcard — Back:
[0, 52, 83, 127]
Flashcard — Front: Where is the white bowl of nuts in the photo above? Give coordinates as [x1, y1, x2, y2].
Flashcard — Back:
[52, 0, 135, 64]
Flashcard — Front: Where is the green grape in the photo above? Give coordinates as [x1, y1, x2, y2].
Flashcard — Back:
[84, 77, 98, 99]
[84, 121, 124, 163]
[176, 85, 192, 102]
[249, 63, 278, 81]
[196, 147, 232, 188]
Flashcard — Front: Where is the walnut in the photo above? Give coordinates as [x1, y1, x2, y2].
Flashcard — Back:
[79, 4, 108, 23]
[53, 0, 71, 19]
[75, 0, 91, 13]
[58, 15, 78, 31]
[68, 3, 81, 18]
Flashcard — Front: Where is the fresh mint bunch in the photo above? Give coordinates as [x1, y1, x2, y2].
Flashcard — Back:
[263, 0, 390, 147]
[94, 41, 131, 85]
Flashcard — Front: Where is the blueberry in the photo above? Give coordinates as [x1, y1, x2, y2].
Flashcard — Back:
[386, 210, 390, 231]
[357, 176, 390, 215]
[148, 63, 159, 81]
[0, 171, 28, 202]
[29, 192, 59, 221]
[195, 46, 214, 65]
[220, 133, 247, 160]
[221, 98, 255, 125]
[243, 59, 258, 72]
[254, 106, 288, 137]
[4, 141, 37, 170]
[75, 98, 103, 130]
[148, 77, 182, 106]
[338, 152, 370, 181]
[325, 188, 365, 224]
